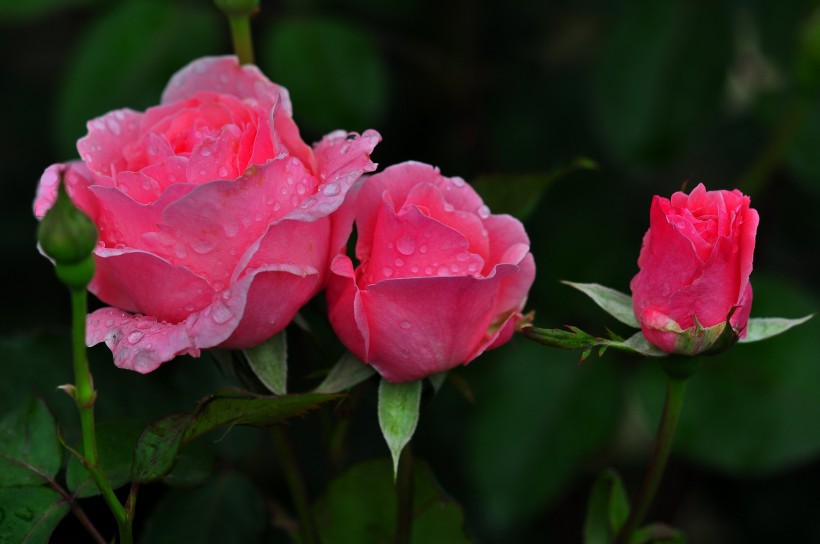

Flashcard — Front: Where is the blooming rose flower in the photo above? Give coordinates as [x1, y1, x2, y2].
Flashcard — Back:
[34, 56, 380, 373]
[630, 183, 759, 355]
[327, 161, 535, 383]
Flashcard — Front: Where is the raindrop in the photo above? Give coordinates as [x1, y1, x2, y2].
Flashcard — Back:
[452, 177, 466, 188]
[396, 237, 416, 256]
[213, 281, 225, 291]
[218, 166, 229, 177]
[450, 263, 461, 272]
[128, 331, 144, 344]
[281, 187, 289, 195]
[190, 237, 217, 255]
[185, 304, 195, 312]
[290, 157, 301, 167]
[394, 258, 405, 267]
[273, 202, 282, 211]
[223, 223, 239, 238]
[411, 265, 420, 273]
[287, 177, 295, 185]
[419, 244, 428, 254]
[301, 197, 317, 209]
[296, 184, 306, 195]
[437, 266, 450, 276]
[387, 242, 394, 249]
[212, 304, 232, 324]
[400, 320, 412, 329]
[382, 266, 394, 277]
[467, 262, 481, 273]
[200, 146, 212, 157]
[254, 212, 264, 222]
[444, 203, 455, 212]
[456, 252, 470, 262]
[322, 182, 340, 196]
[477, 205, 491, 219]
[424, 266, 434, 275]
[105, 319, 114, 327]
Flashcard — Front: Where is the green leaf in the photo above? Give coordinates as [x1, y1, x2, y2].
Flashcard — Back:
[314, 351, 375, 393]
[0, 486, 69, 542]
[243, 331, 288, 395]
[184, 392, 339, 442]
[0, 395, 62, 487]
[739, 315, 813, 343]
[563, 281, 640, 329]
[312, 458, 473, 544]
[378, 379, 422, 478]
[261, 16, 388, 135]
[138, 473, 265, 544]
[161, 441, 214, 488]
[584, 469, 630, 544]
[67, 420, 142, 497]
[56, 0, 221, 156]
[629, 523, 686, 544]
[132, 414, 193, 484]
[471, 157, 597, 221]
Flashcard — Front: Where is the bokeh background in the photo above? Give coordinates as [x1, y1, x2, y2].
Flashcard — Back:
[2, 0, 820, 542]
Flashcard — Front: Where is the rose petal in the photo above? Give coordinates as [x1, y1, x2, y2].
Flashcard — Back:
[90, 248, 213, 323]
[161, 56, 286, 112]
[77, 109, 142, 178]
[34, 162, 102, 220]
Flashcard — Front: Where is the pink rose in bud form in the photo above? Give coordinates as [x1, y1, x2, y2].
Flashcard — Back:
[327, 161, 536, 383]
[34, 56, 380, 373]
[630, 183, 759, 355]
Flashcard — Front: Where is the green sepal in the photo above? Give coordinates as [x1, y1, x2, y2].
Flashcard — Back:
[584, 469, 630, 544]
[739, 315, 814, 343]
[378, 379, 422, 479]
[521, 326, 667, 360]
[314, 352, 375, 394]
[243, 331, 287, 395]
[562, 281, 640, 329]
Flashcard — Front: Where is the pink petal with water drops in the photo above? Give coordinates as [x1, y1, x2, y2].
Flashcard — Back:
[359, 266, 520, 383]
[89, 247, 214, 323]
[87, 308, 200, 373]
[482, 214, 535, 315]
[326, 255, 370, 363]
[161, 56, 285, 111]
[362, 203, 484, 284]
[186, 124, 243, 184]
[237, 217, 330, 283]
[77, 109, 142, 178]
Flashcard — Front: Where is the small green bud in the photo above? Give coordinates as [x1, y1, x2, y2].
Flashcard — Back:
[213, 0, 259, 17]
[38, 178, 98, 288]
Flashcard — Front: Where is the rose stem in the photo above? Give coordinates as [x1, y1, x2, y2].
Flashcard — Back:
[229, 14, 255, 65]
[70, 288, 133, 544]
[271, 426, 320, 544]
[616, 375, 688, 543]
[395, 444, 414, 544]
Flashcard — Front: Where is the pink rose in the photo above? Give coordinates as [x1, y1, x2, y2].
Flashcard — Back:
[34, 56, 380, 373]
[327, 161, 535, 383]
[630, 183, 759, 354]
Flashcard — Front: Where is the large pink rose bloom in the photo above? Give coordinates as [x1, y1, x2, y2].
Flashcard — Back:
[34, 56, 380, 373]
[630, 183, 759, 354]
[327, 161, 535, 383]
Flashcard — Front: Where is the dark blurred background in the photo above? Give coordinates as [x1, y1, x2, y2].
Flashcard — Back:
[2, 0, 820, 542]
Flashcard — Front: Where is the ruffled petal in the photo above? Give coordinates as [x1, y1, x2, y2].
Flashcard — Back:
[77, 109, 142, 178]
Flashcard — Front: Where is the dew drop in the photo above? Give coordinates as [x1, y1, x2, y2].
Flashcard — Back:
[290, 157, 301, 167]
[387, 242, 394, 249]
[106, 118, 122, 135]
[223, 223, 239, 238]
[185, 304, 195, 312]
[382, 266, 394, 277]
[296, 184, 306, 195]
[322, 182, 340, 196]
[477, 205, 491, 219]
[444, 203, 455, 212]
[212, 304, 232, 324]
[281, 187, 289, 195]
[419, 244, 428, 254]
[456, 252, 470, 262]
[394, 258, 405, 267]
[218, 166, 229, 177]
[254, 212, 264, 222]
[287, 177, 295, 185]
[190, 238, 217, 255]
[411, 265, 420, 273]
[400, 320, 412, 329]
[424, 266, 434, 275]
[200, 146, 212, 157]
[467, 262, 481, 273]
[213, 281, 225, 291]
[450, 263, 461, 272]
[127, 331, 144, 344]
[273, 202, 282, 211]
[396, 237, 416, 256]
[452, 177, 466, 188]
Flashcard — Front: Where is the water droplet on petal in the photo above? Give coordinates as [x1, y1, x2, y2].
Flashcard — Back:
[397, 237, 416, 256]
[127, 331, 144, 344]
[411, 265, 420, 273]
[218, 166, 229, 177]
[394, 258, 405, 267]
[296, 184, 306, 195]
[424, 266, 434, 275]
[477, 205, 491, 219]
[287, 177, 295, 185]
[452, 177, 466, 188]
[456, 252, 470, 262]
[450, 263, 461, 272]
[106, 118, 122, 135]
[211, 304, 232, 324]
[400, 320, 412, 329]
[419, 244, 428, 254]
[322, 182, 340, 196]
[273, 202, 282, 211]
[444, 203, 455, 212]
[382, 266, 394, 277]
[200, 146, 212, 157]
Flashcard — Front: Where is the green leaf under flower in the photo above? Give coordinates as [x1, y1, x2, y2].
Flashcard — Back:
[739, 315, 814, 343]
[378, 379, 422, 478]
[562, 281, 640, 329]
[314, 351, 375, 394]
[243, 331, 288, 395]
[0, 395, 62, 487]
[0, 486, 69, 542]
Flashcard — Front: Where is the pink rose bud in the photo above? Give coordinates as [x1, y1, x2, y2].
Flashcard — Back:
[630, 183, 759, 355]
[34, 56, 380, 373]
[326, 161, 536, 383]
